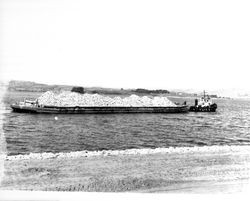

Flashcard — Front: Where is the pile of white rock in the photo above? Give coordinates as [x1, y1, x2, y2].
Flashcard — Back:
[37, 91, 176, 107]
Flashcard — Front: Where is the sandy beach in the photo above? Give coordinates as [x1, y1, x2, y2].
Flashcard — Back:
[1, 146, 250, 193]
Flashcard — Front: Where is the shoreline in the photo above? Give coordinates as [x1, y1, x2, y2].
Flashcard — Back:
[1, 145, 250, 193]
[4, 145, 250, 160]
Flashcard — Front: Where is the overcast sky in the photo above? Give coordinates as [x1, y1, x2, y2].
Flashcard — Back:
[1, 0, 250, 90]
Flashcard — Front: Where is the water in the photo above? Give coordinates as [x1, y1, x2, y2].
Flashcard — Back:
[2, 91, 250, 156]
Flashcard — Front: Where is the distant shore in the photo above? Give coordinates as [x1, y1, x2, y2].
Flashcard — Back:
[1, 145, 250, 193]
[7, 80, 225, 98]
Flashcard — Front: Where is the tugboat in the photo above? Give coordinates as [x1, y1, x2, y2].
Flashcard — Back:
[189, 91, 217, 112]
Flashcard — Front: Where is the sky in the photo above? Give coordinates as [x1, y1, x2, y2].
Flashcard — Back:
[1, 0, 250, 90]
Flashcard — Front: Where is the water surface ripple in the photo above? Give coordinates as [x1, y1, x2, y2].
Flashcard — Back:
[3, 93, 250, 155]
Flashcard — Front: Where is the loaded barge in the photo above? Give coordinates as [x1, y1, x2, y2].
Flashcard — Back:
[10, 90, 217, 114]
[10, 103, 189, 114]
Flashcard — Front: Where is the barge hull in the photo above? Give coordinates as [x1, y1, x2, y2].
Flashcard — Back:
[11, 105, 189, 114]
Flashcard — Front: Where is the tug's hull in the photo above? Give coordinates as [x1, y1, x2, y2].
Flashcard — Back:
[189, 103, 217, 112]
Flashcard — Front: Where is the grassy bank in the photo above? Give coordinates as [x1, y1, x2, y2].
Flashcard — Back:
[1, 146, 250, 193]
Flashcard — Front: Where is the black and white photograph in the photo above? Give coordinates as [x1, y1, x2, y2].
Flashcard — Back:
[0, 0, 250, 199]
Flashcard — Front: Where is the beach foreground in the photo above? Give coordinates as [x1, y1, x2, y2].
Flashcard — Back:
[1, 146, 250, 193]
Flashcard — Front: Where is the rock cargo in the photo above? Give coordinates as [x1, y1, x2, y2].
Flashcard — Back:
[37, 91, 176, 107]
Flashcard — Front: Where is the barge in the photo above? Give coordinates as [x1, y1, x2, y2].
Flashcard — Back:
[10, 103, 189, 114]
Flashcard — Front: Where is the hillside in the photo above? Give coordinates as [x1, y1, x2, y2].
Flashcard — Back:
[9, 80, 240, 98]
[7, 80, 173, 96]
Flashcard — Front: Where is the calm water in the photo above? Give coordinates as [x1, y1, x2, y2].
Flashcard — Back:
[2, 91, 250, 155]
